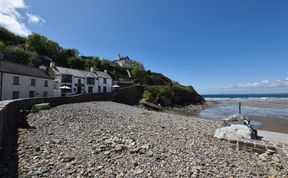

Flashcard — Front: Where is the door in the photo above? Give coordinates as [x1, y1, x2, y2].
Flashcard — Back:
[77, 79, 81, 94]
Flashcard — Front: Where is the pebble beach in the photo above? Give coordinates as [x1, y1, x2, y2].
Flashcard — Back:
[18, 101, 288, 177]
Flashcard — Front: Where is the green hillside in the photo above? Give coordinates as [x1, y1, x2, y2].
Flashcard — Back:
[0, 27, 204, 106]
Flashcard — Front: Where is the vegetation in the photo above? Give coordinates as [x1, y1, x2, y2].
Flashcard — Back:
[143, 84, 204, 106]
[0, 27, 204, 105]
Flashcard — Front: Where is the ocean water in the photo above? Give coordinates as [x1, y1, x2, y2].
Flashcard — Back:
[199, 93, 288, 124]
[202, 93, 288, 101]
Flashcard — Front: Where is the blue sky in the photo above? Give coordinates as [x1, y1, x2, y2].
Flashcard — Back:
[0, 0, 287, 94]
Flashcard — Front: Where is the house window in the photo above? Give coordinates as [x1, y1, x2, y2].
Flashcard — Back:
[31, 78, 36, 86]
[103, 78, 107, 84]
[88, 87, 93, 93]
[13, 76, 19, 85]
[43, 91, 48, 97]
[44, 80, 48, 87]
[29, 91, 36, 97]
[61, 74, 72, 83]
[12, 91, 19, 99]
[87, 77, 95, 85]
[103, 86, 107, 93]
[98, 86, 101, 93]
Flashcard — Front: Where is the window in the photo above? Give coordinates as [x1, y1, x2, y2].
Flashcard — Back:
[61, 74, 72, 83]
[43, 91, 48, 97]
[98, 86, 101, 93]
[88, 87, 93, 93]
[87, 77, 95, 85]
[44, 80, 48, 87]
[103, 78, 107, 84]
[103, 86, 107, 93]
[31, 78, 36, 86]
[29, 91, 36, 97]
[13, 76, 19, 85]
[12, 91, 19, 99]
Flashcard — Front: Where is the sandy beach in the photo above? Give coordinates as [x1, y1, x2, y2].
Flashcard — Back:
[198, 99, 288, 134]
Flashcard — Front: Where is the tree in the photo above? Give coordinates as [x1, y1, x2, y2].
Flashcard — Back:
[26, 33, 61, 59]
[67, 57, 85, 70]
[54, 48, 79, 67]
[101, 59, 112, 71]
[0, 27, 25, 45]
[3, 46, 30, 65]
[84, 56, 101, 70]
[131, 61, 146, 84]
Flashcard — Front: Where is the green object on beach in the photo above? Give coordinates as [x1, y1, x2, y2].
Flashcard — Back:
[239, 102, 242, 114]
[32, 103, 51, 112]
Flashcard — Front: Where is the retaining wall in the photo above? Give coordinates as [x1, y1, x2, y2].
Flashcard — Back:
[0, 92, 114, 177]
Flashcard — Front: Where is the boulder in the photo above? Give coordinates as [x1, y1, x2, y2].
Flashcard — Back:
[214, 125, 252, 140]
[223, 114, 250, 126]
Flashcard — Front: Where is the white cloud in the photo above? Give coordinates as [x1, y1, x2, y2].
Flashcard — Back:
[0, 0, 45, 36]
[227, 78, 288, 89]
[200, 78, 288, 94]
[26, 13, 45, 24]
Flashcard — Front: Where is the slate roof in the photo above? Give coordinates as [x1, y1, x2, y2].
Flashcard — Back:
[53, 66, 97, 78]
[0, 60, 53, 79]
[95, 71, 112, 79]
[53, 66, 111, 79]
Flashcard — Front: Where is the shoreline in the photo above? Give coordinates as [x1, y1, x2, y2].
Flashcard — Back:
[164, 99, 288, 134]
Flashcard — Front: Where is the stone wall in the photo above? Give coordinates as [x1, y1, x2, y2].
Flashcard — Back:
[113, 85, 144, 105]
[0, 93, 114, 177]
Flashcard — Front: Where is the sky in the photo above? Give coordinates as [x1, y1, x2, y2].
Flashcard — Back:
[0, 0, 287, 94]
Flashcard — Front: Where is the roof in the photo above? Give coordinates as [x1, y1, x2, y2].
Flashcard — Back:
[53, 66, 111, 79]
[114, 56, 132, 62]
[95, 71, 112, 79]
[53, 66, 97, 78]
[0, 60, 53, 79]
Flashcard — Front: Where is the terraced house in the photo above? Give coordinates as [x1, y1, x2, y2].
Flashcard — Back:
[51, 63, 112, 96]
[0, 60, 54, 101]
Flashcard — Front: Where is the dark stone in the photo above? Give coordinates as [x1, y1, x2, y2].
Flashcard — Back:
[35, 146, 40, 152]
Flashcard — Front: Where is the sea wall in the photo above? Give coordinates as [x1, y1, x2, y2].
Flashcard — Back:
[113, 85, 144, 105]
[0, 93, 114, 177]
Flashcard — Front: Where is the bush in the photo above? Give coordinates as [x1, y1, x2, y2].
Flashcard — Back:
[143, 84, 204, 106]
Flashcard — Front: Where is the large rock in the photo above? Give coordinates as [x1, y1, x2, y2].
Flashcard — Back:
[223, 114, 249, 126]
[214, 125, 252, 140]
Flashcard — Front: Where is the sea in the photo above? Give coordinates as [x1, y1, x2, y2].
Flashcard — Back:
[199, 93, 288, 125]
[202, 93, 288, 101]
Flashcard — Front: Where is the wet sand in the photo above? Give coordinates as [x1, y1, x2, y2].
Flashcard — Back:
[226, 100, 288, 109]
[169, 99, 288, 134]
[223, 100, 288, 133]
[251, 115, 288, 134]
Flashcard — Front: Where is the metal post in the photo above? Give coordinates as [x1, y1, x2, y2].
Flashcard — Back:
[239, 102, 242, 115]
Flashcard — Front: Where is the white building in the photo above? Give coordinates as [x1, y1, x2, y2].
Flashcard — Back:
[113, 54, 134, 68]
[0, 60, 54, 101]
[51, 64, 112, 96]
[95, 71, 113, 93]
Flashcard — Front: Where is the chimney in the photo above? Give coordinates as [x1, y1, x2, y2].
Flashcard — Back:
[117, 54, 121, 60]
[90, 67, 94, 72]
[39, 65, 47, 71]
[49, 62, 55, 68]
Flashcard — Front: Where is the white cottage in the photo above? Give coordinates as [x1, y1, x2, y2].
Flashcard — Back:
[95, 71, 112, 93]
[51, 64, 112, 96]
[0, 60, 54, 101]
